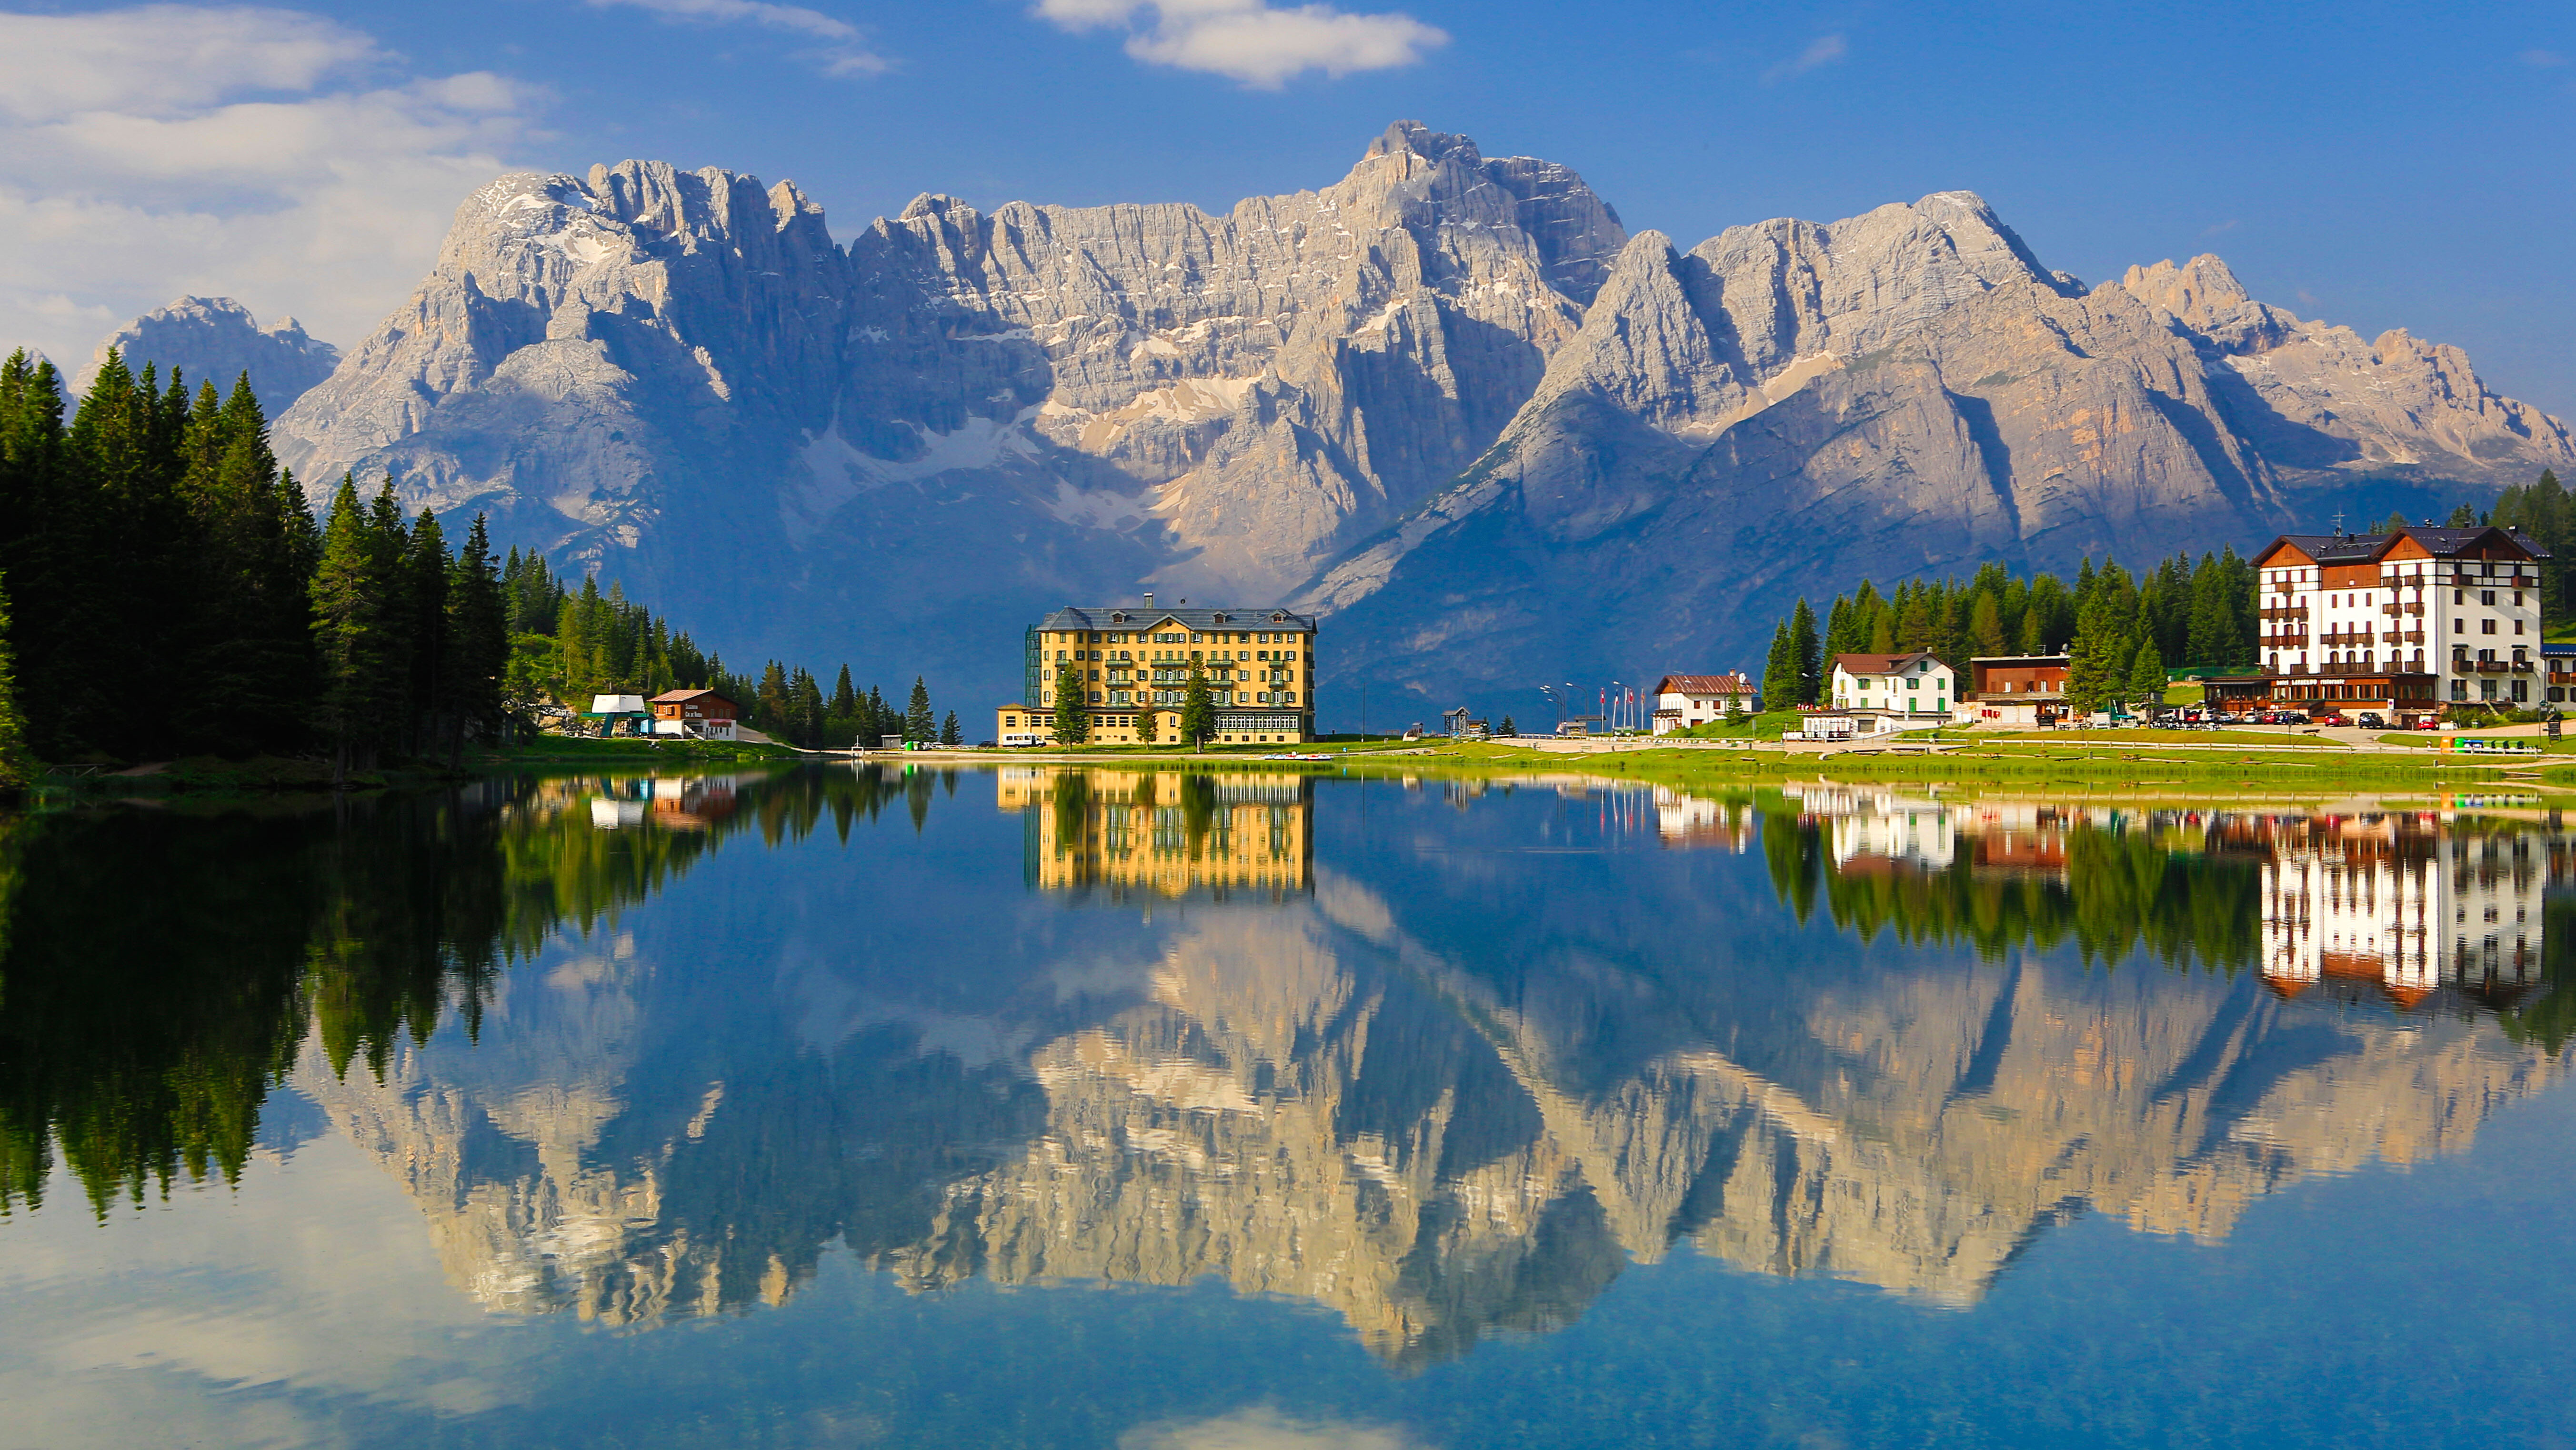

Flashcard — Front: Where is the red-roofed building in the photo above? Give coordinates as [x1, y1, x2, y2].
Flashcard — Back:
[650, 688, 741, 741]
[1828, 651, 1956, 726]
[1650, 672, 1760, 734]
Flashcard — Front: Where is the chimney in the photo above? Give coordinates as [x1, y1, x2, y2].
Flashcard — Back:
[1143, 592, 1154, 610]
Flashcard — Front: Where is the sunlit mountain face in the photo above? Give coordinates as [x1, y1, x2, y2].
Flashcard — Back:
[3, 767, 2572, 1445]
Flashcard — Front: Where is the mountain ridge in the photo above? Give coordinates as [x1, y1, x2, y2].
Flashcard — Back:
[88, 123, 2569, 712]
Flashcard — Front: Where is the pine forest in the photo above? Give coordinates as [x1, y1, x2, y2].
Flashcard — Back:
[0, 349, 936, 778]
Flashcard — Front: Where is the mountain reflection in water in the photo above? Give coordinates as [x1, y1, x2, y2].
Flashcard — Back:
[3, 767, 2570, 1375]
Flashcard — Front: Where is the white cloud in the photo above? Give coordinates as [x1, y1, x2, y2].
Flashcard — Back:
[1033, 0, 1446, 88]
[1760, 32, 1846, 84]
[583, 0, 888, 76]
[0, 4, 378, 120]
[0, 6, 545, 382]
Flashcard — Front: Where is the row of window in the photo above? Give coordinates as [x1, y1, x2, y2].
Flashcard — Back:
[2267, 646, 2548, 671]
[1049, 629, 1305, 646]
[1092, 690, 1298, 705]
[1059, 648, 1301, 663]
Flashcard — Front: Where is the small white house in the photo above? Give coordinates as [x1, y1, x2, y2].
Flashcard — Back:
[1650, 673, 1760, 734]
[1828, 651, 1955, 725]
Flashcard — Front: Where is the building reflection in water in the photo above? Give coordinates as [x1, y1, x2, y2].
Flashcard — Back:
[1001, 767, 1312, 899]
[569, 772, 750, 831]
[2254, 815, 2541, 1008]
[238, 770, 2575, 1366]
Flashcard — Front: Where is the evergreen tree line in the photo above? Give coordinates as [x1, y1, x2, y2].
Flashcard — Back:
[1758, 806, 2260, 975]
[496, 552, 957, 750]
[1760, 552, 2261, 714]
[0, 349, 508, 769]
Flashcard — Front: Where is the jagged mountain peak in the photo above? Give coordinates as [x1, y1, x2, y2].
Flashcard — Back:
[263, 126, 2572, 712]
[86, 294, 340, 409]
[899, 191, 974, 222]
[2121, 253, 2253, 321]
[1364, 118, 1481, 167]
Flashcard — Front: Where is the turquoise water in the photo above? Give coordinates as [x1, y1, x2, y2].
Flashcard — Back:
[3, 768, 2572, 1448]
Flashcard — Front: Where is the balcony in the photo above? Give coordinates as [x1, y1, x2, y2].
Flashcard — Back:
[2260, 607, 2309, 621]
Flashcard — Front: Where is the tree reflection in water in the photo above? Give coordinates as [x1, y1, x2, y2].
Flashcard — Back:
[0, 767, 925, 1217]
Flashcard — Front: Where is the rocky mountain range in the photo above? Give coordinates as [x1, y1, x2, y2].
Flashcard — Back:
[99, 122, 2575, 711]
[82, 295, 339, 409]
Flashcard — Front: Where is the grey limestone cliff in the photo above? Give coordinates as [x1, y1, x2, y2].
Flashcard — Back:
[1303, 199, 2576, 705]
[258, 125, 2572, 709]
[85, 296, 340, 409]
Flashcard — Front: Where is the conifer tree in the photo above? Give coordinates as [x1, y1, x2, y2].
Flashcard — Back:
[941, 710, 960, 746]
[1499, 714, 1516, 736]
[2128, 637, 2165, 712]
[310, 478, 395, 780]
[401, 510, 450, 754]
[1969, 591, 2006, 657]
[1051, 662, 1089, 743]
[757, 660, 791, 734]
[1180, 663, 1215, 747]
[831, 665, 856, 717]
[1761, 620, 1797, 713]
[441, 514, 508, 756]
[905, 676, 934, 741]
[1788, 599, 1823, 705]
[0, 579, 34, 789]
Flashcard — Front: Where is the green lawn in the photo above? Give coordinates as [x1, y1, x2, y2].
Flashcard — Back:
[491, 735, 797, 763]
[1966, 728, 2340, 747]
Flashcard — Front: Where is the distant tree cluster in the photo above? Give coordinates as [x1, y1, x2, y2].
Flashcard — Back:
[0, 349, 508, 773]
[1761, 553, 2261, 711]
[493, 553, 931, 749]
[0, 347, 948, 770]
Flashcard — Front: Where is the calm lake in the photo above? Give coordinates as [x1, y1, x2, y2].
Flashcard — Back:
[5, 766, 2574, 1449]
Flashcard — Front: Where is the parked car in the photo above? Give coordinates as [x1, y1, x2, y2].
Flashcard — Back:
[2314, 711, 2349, 727]
[2356, 712, 2386, 730]
[2415, 716, 2442, 730]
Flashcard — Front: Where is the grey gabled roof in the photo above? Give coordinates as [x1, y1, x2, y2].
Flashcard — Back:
[2263, 524, 2551, 566]
[1039, 605, 1314, 632]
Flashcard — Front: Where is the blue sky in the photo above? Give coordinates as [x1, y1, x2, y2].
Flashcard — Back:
[4, 0, 2573, 414]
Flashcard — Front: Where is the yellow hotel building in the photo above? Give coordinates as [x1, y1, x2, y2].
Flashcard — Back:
[994, 599, 1317, 746]
[998, 768, 1312, 899]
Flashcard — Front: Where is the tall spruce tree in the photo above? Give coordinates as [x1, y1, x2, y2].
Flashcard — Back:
[0, 579, 33, 789]
[904, 677, 934, 741]
[1051, 662, 1089, 743]
[1761, 620, 1797, 713]
[441, 514, 508, 758]
[1180, 663, 1215, 747]
[2128, 637, 2166, 711]
[1788, 599, 1823, 705]
[310, 477, 397, 779]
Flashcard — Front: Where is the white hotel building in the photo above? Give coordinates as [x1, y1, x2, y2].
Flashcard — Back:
[2251, 524, 2550, 718]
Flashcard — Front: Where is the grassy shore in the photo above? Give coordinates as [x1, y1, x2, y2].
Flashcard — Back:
[32, 732, 802, 802]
